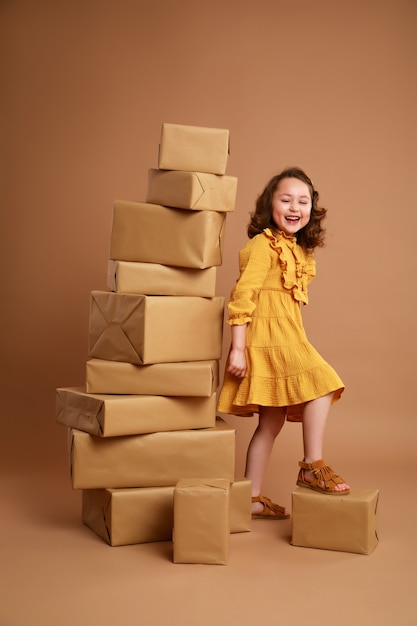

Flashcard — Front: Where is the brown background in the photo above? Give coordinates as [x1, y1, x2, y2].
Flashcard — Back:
[1, 1, 416, 624]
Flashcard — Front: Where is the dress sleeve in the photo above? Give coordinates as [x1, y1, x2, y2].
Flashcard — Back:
[227, 234, 271, 325]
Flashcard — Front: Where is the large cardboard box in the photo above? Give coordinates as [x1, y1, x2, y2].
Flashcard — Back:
[110, 201, 225, 269]
[173, 478, 230, 564]
[56, 387, 217, 436]
[86, 358, 219, 396]
[146, 169, 237, 212]
[81, 479, 251, 546]
[70, 418, 235, 489]
[158, 123, 229, 175]
[107, 260, 217, 297]
[88, 292, 224, 365]
[291, 487, 379, 555]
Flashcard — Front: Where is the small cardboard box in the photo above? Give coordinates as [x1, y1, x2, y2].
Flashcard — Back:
[56, 387, 217, 436]
[146, 169, 237, 212]
[69, 418, 235, 489]
[173, 478, 230, 564]
[291, 487, 379, 555]
[229, 478, 252, 533]
[88, 292, 224, 365]
[86, 358, 219, 396]
[158, 123, 229, 175]
[107, 260, 217, 297]
[81, 479, 251, 546]
[110, 201, 226, 269]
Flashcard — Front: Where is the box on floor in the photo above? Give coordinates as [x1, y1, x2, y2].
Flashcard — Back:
[173, 478, 230, 565]
[82, 479, 251, 546]
[291, 487, 379, 555]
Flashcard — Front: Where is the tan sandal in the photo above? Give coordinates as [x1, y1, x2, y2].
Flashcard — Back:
[252, 495, 290, 520]
[297, 459, 350, 495]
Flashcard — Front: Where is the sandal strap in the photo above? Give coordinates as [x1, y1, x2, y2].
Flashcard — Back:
[298, 459, 326, 471]
[252, 494, 286, 516]
[298, 459, 346, 492]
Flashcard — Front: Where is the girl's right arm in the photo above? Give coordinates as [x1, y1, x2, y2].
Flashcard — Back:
[226, 233, 271, 378]
[226, 323, 247, 378]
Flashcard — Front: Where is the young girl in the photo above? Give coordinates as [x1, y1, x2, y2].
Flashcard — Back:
[217, 167, 349, 519]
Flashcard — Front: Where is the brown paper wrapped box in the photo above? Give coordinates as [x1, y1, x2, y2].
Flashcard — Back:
[86, 358, 219, 396]
[82, 479, 251, 546]
[173, 478, 230, 564]
[70, 418, 235, 489]
[291, 487, 379, 555]
[56, 387, 217, 436]
[229, 478, 252, 533]
[107, 260, 217, 297]
[146, 169, 237, 212]
[110, 201, 225, 269]
[158, 123, 229, 175]
[88, 292, 224, 365]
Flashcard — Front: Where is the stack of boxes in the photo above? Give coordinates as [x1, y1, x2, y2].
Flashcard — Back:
[56, 123, 251, 562]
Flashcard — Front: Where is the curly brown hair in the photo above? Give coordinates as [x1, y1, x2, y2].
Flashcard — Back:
[247, 167, 327, 252]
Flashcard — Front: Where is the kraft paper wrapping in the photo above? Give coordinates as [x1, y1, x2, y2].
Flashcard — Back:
[291, 487, 379, 555]
[69, 418, 235, 489]
[82, 487, 174, 546]
[88, 292, 224, 365]
[107, 260, 217, 297]
[110, 201, 226, 269]
[56, 387, 217, 436]
[229, 478, 252, 533]
[85, 358, 219, 396]
[146, 169, 237, 212]
[173, 478, 230, 564]
[158, 123, 229, 175]
[82, 479, 251, 546]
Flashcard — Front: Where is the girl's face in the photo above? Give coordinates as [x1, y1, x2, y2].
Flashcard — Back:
[271, 177, 312, 235]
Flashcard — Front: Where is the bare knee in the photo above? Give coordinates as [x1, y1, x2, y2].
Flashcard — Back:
[258, 406, 286, 437]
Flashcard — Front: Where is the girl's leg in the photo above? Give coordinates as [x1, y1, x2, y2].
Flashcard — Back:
[245, 406, 286, 515]
[302, 393, 349, 492]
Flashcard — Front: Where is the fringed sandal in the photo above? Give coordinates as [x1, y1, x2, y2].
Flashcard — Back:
[297, 459, 350, 495]
[252, 495, 290, 520]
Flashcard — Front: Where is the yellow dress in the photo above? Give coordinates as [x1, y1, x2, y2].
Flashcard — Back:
[217, 228, 344, 420]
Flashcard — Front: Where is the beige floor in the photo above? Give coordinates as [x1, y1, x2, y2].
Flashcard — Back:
[1, 436, 415, 626]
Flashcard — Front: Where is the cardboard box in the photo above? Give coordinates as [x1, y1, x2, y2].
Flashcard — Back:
[82, 486, 175, 546]
[88, 292, 224, 365]
[81, 479, 251, 546]
[86, 358, 219, 396]
[107, 260, 217, 297]
[173, 478, 230, 564]
[291, 487, 379, 555]
[56, 387, 217, 437]
[110, 201, 226, 269]
[146, 169, 237, 212]
[158, 123, 229, 175]
[229, 478, 252, 533]
[69, 418, 235, 489]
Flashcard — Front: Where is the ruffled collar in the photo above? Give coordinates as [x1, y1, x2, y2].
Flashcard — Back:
[264, 227, 296, 245]
[262, 228, 315, 304]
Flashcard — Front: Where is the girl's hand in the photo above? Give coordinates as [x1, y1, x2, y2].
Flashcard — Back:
[227, 348, 247, 378]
